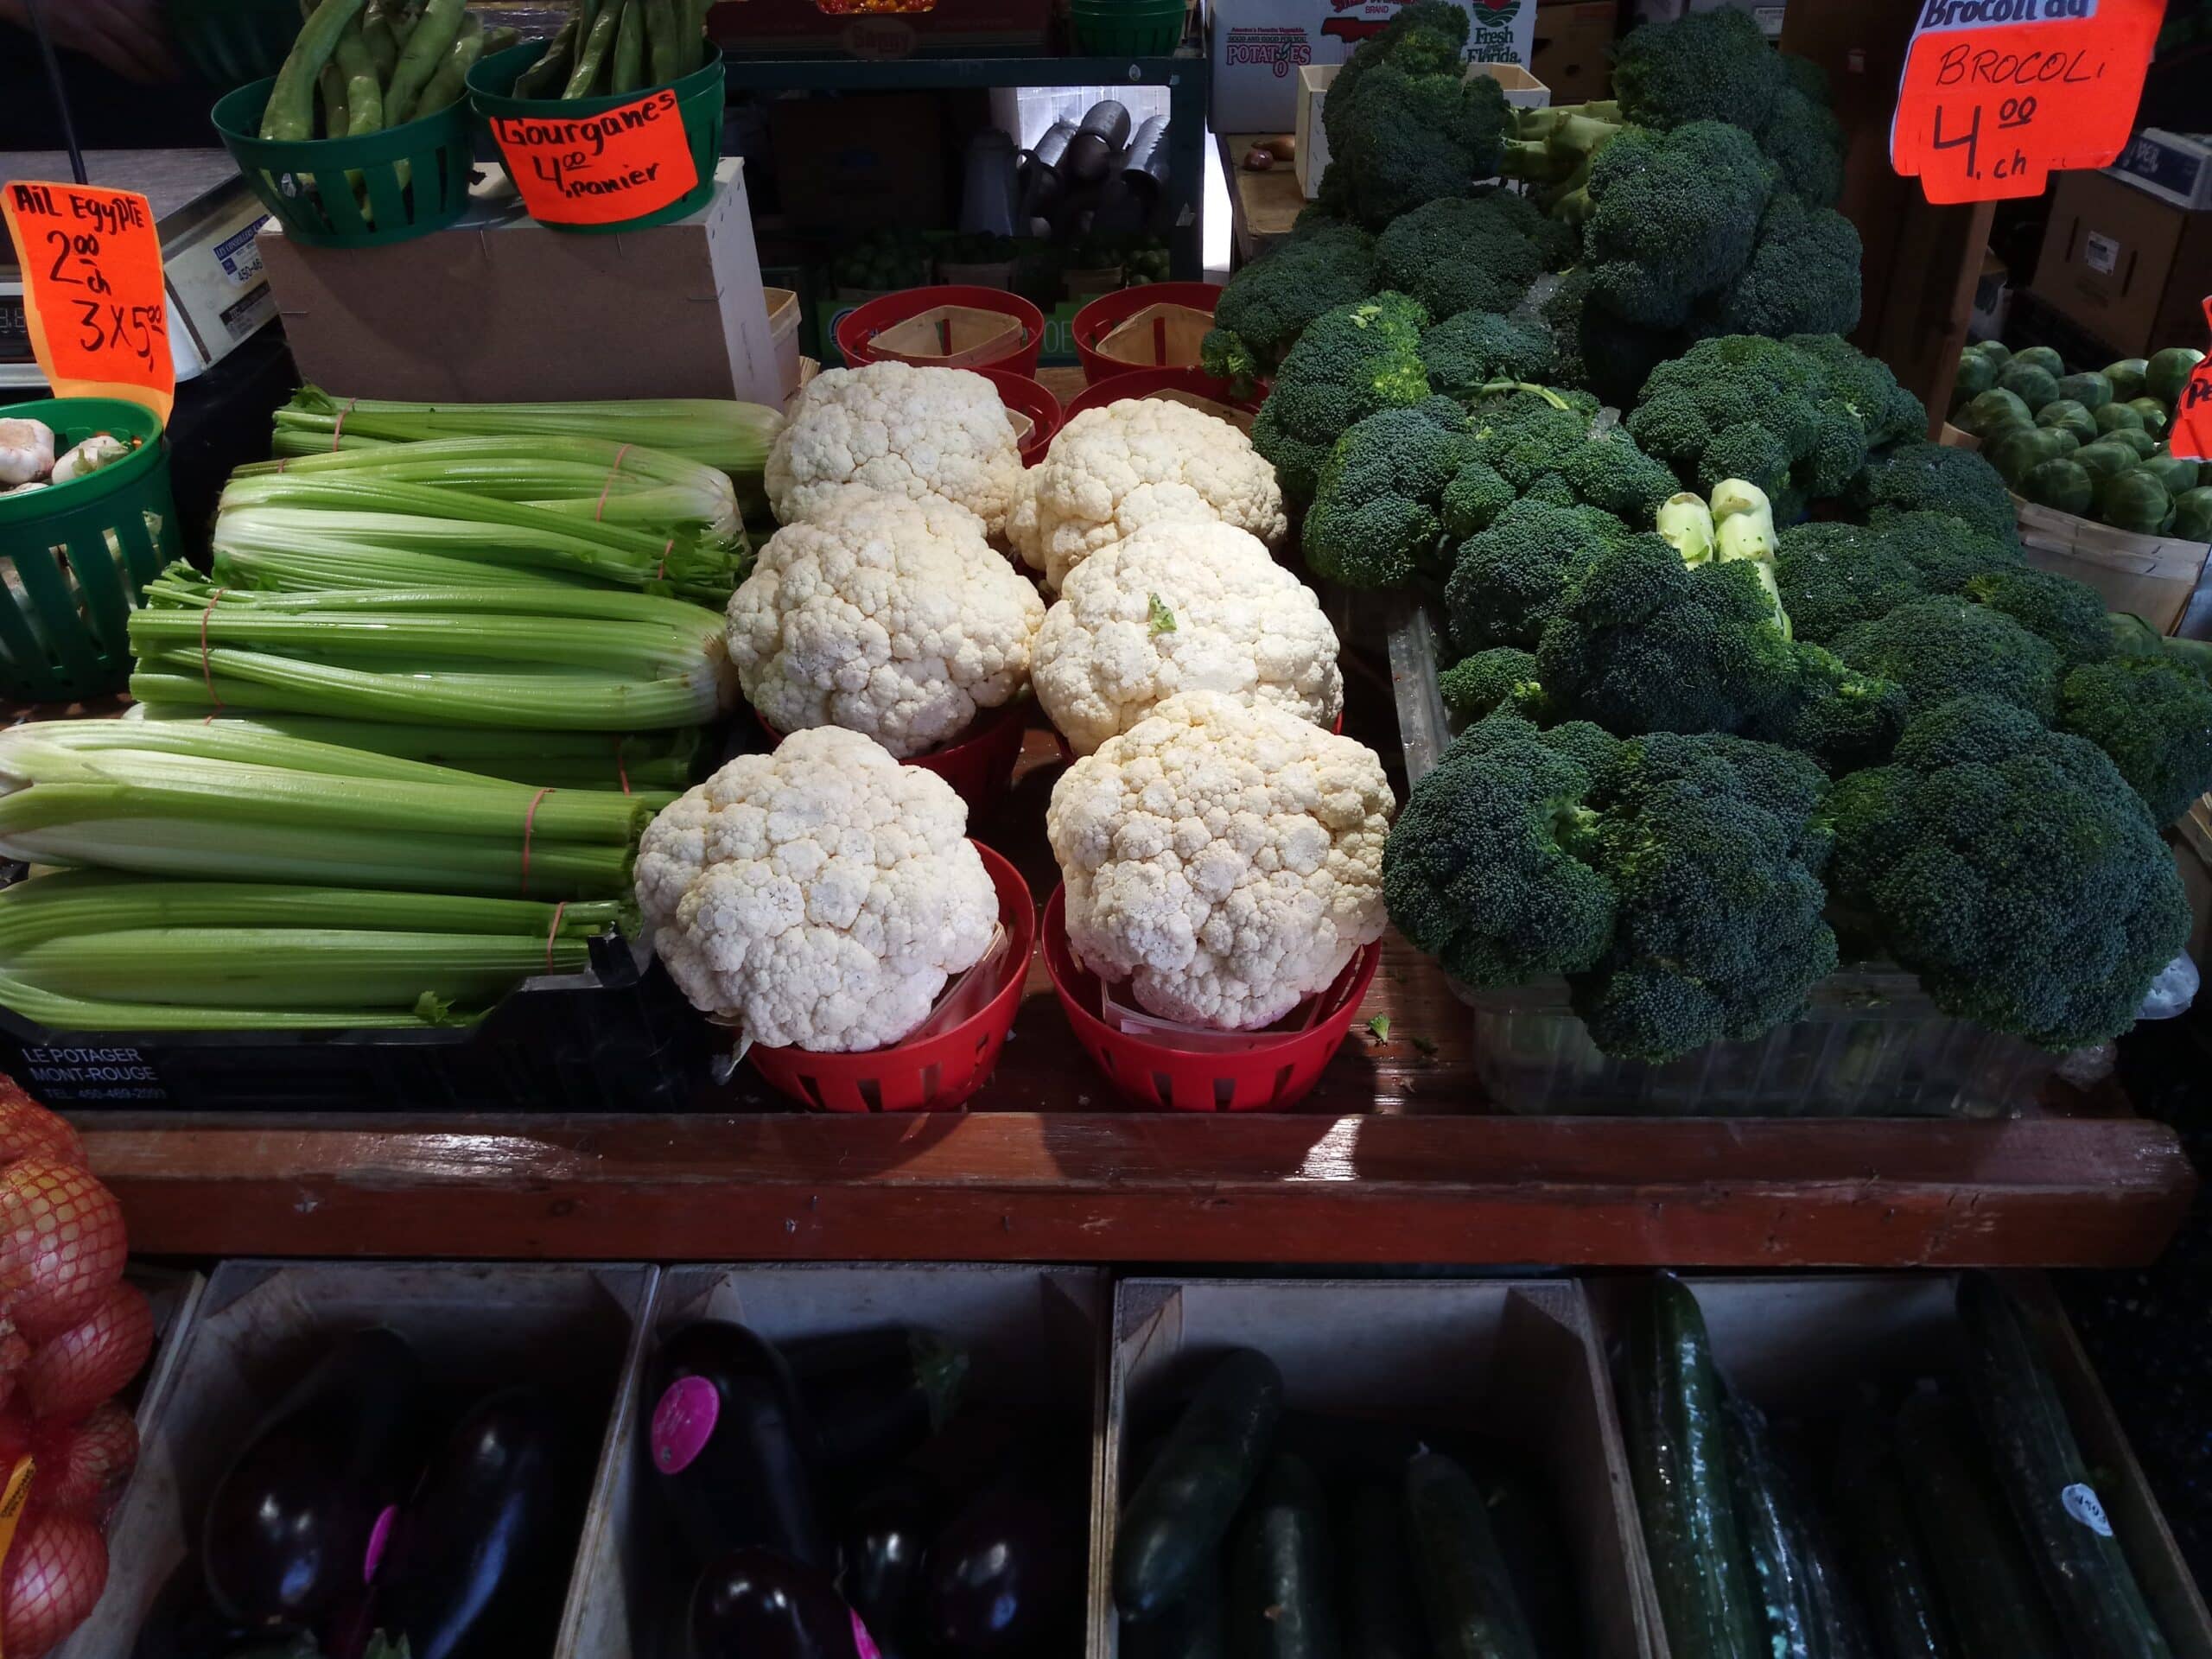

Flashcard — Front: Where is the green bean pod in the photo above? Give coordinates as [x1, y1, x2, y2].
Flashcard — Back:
[563, 4, 621, 98]
[333, 19, 384, 135]
[262, 0, 368, 141]
[510, 16, 577, 97]
[414, 13, 485, 116]
[385, 0, 466, 124]
[643, 0, 682, 84]
[610, 0, 644, 92]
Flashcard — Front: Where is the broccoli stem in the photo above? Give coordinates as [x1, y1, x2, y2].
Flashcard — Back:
[1468, 380, 1575, 411]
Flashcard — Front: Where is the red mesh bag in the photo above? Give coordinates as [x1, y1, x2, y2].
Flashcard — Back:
[31, 1403, 137, 1520]
[0, 1093, 82, 1171]
[1, 1509, 107, 1659]
[0, 1160, 127, 1344]
[26, 1283, 150, 1422]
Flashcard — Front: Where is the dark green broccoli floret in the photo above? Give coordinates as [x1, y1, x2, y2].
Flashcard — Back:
[1578, 123, 1775, 330]
[1302, 399, 1475, 590]
[1847, 442, 2022, 550]
[1959, 568, 2113, 667]
[1440, 646, 1548, 723]
[1464, 181, 1580, 270]
[1700, 191, 1863, 340]
[2057, 655, 2212, 825]
[1376, 197, 1547, 321]
[1421, 309, 1556, 400]
[1541, 266, 1689, 410]
[1465, 387, 1600, 486]
[1770, 642, 1912, 772]
[1831, 595, 2062, 721]
[1199, 218, 1378, 390]
[1251, 291, 1431, 501]
[1322, 0, 1470, 156]
[1611, 6, 1786, 135]
[1444, 496, 1627, 653]
[1824, 696, 2190, 1048]
[1760, 85, 1847, 207]
[1548, 429, 1681, 528]
[1440, 459, 1516, 539]
[1319, 57, 1513, 230]
[1789, 333, 1928, 449]
[1775, 511, 2020, 643]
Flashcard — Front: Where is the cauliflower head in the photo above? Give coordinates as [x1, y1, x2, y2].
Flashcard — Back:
[1046, 690, 1395, 1029]
[637, 725, 998, 1052]
[1007, 397, 1289, 591]
[766, 362, 1026, 537]
[1033, 520, 1344, 757]
[728, 489, 1047, 758]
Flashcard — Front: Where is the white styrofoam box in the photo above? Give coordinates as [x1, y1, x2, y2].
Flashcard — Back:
[559, 1262, 1109, 1659]
[67, 1260, 657, 1659]
[1294, 59, 1549, 196]
[1211, 0, 1540, 136]
[2111, 130, 2212, 213]
[1092, 1277, 1658, 1658]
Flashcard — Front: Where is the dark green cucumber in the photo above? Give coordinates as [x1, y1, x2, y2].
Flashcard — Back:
[1345, 1483, 1433, 1659]
[1404, 1452, 1536, 1659]
[1229, 1453, 1340, 1659]
[1117, 1348, 1286, 1620]
[1619, 1276, 1761, 1659]
[1722, 1394, 1815, 1659]
[1956, 1273, 2175, 1659]
[1894, 1390, 2065, 1659]
[1122, 1550, 1227, 1659]
[1785, 1459, 1877, 1659]
[1472, 1467, 1575, 1659]
[1833, 1411, 1955, 1659]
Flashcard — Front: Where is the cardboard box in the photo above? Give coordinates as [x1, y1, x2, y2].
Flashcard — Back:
[2113, 128, 2212, 213]
[2012, 493, 2210, 636]
[1093, 1278, 1659, 1658]
[769, 93, 946, 234]
[1532, 0, 1616, 105]
[1211, 0, 1539, 137]
[257, 160, 784, 405]
[1294, 59, 1548, 196]
[2028, 165, 2212, 363]
[702, 0, 1048, 56]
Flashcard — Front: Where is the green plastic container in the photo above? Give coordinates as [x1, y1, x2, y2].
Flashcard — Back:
[168, 0, 301, 88]
[210, 78, 477, 248]
[0, 399, 178, 703]
[469, 43, 727, 234]
[1070, 0, 1186, 54]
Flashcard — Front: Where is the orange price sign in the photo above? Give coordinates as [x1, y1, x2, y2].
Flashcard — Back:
[1891, 0, 2163, 206]
[2171, 300, 2212, 464]
[0, 181, 174, 425]
[488, 89, 696, 227]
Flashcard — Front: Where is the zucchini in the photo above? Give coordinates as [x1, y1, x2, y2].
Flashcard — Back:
[1229, 1453, 1340, 1659]
[1834, 1412, 1955, 1659]
[1619, 1276, 1761, 1659]
[1722, 1394, 1814, 1659]
[1404, 1452, 1536, 1659]
[1894, 1390, 2065, 1658]
[1790, 1469, 1877, 1659]
[1344, 1483, 1432, 1659]
[1116, 1347, 1285, 1620]
[1957, 1273, 2174, 1659]
[1476, 1466, 1576, 1659]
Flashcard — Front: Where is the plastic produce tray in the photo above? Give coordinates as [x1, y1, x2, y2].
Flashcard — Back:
[1385, 598, 2062, 1117]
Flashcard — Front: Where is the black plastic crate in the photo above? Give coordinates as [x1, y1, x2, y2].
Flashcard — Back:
[0, 933, 719, 1112]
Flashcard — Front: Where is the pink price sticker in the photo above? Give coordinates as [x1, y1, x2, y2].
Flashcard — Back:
[652, 1375, 720, 1475]
[363, 1503, 397, 1584]
[851, 1609, 883, 1659]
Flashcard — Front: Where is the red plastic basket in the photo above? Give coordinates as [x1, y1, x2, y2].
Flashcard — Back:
[1047, 709, 1340, 767]
[1058, 365, 1268, 428]
[748, 842, 1036, 1112]
[1040, 884, 1382, 1111]
[756, 698, 1032, 819]
[976, 366, 1061, 467]
[1072, 283, 1224, 385]
[836, 285, 1046, 378]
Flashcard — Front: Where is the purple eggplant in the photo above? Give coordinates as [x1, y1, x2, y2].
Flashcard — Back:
[372, 1385, 586, 1659]
[645, 1321, 829, 1571]
[785, 1328, 969, 1480]
[840, 1471, 942, 1658]
[203, 1328, 428, 1633]
[922, 1482, 1083, 1655]
[688, 1549, 861, 1659]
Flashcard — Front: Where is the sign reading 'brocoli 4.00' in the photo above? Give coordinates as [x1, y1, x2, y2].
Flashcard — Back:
[489, 87, 696, 225]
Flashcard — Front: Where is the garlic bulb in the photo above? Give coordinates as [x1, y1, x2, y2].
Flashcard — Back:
[0, 418, 55, 486]
[48, 433, 131, 486]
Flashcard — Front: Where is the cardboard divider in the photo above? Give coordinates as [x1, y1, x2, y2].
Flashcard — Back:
[871, 304, 1026, 369]
[1095, 302, 1213, 370]
[558, 1262, 1109, 1659]
[2012, 493, 2211, 634]
[1092, 1278, 1658, 1657]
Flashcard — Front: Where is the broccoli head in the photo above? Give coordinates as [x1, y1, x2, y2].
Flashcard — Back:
[2057, 655, 2212, 826]
[1548, 427, 1683, 528]
[1611, 6, 1786, 136]
[1302, 397, 1477, 590]
[1440, 458, 1516, 539]
[1377, 197, 1548, 321]
[1322, 0, 1470, 157]
[1444, 496, 1628, 653]
[1421, 309, 1557, 401]
[1760, 85, 1848, 207]
[1579, 123, 1776, 330]
[1775, 511, 2020, 643]
[1199, 218, 1378, 390]
[1823, 696, 2190, 1048]
[1320, 57, 1513, 230]
[1789, 333, 1929, 450]
[1700, 191, 1864, 340]
[1440, 646, 1549, 724]
[1251, 291, 1431, 501]
[1847, 442, 2021, 550]
[1832, 594, 2063, 721]
[1542, 265, 1690, 410]
[1463, 181, 1580, 270]
[1465, 386, 1602, 488]
[1958, 567, 2113, 667]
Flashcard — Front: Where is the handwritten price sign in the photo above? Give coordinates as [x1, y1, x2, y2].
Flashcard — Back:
[489, 90, 696, 226]
[1891, 0, 2162, 206]
[0, 181, 174, 424]
[2171, 300, 2212, 465]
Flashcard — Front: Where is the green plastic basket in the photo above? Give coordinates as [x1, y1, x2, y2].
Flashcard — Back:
[168, 0, 301, 89]
[468, 42, 726, 234]
[1070, 0, 1186, 54]
[210, 78, 477, 248]
[0, 399, 178, 703]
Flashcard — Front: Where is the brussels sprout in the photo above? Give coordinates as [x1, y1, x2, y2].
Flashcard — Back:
[2072, 440, 2139, 480]
[2056, 371, 2113, 410]
[2012, 345, 2064, 377]
[2175, 486, 2212, 543]
[2141, 449, 2201, 498]
[1985, 423, 2061, 485]
[2097, 467, 2175, 535]
[2106, 357, 2149, 400]
[2035, 398, 2097, 445]
[1996, 359, 2061, 412]
[1959, 388, 2033, 435]
[2113, 428, 2159, 460]
[2022, 456, 2094, 516]
[2126, 396, 2171, 436]
[2046, 428, 2081, 457]
[2094, 400, 2147, 435]
[2146, 346, 2204, 407]
[1951, 352, 1997, 408]
[1977, 340, 2014, 369]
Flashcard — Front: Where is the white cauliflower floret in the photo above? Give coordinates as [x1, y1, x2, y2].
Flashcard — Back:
[728, 489, 1046, 758]
[766, 362, 1025, 537]
[1046, 691, 1395, 1030]
[1007, 398, 1288, 591]
[637, 725, 997, 1052]
[1033, 520, 1344, 756]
